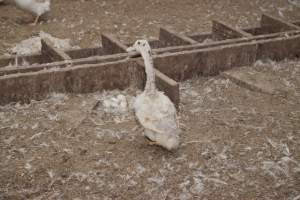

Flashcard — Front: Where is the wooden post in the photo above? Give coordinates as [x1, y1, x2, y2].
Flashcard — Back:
[212, 20, 252, 40]
[41, 38, 72, 61]
[159, 27, 198, 46]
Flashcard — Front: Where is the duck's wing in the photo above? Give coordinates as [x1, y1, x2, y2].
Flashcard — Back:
[138, 111, 180, 136]
[134, 91, 180, 135]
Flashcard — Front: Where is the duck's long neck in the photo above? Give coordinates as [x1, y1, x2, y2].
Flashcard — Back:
[140, 50, 156, 95]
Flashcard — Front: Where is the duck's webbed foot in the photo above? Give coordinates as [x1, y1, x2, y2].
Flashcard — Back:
[30, 15, 40, 26]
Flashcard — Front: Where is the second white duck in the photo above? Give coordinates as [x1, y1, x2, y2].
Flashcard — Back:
[13, 0, 51, 25]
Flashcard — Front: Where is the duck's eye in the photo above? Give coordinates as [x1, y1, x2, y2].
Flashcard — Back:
[137, 41, 140, 45]
[142, 43, 146, 47]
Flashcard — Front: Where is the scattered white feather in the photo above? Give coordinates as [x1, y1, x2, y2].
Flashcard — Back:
[205, 177, 227, 185]
[25, 162, 32, 171]
[179, 188, 192, 200]
[190, 177, 204, 194]
[30, 132, 45, 140]
[47, 113, 59, 121]
[147, 176, 165, 187]
[31, 122, 39, 130]
[47, 169, 54, 179]
[135, 163, 146, 175]
[278, 10, 285, 18]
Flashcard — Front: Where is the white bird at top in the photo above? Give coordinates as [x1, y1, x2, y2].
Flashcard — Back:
[127, 40, 181, 151]
[13, 0, 51, 25]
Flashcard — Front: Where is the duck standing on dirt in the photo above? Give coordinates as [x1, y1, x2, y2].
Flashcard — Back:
[127, 40, 181, 151]
[13, 0, 51, 25]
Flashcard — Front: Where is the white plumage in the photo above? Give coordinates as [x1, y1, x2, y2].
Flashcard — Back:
[127, 40, 181, 150]
[103, 94, 128, 112]
[13, 0, 51, 25]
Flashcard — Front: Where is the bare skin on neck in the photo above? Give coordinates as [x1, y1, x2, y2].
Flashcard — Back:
[141, 49, 156, 95]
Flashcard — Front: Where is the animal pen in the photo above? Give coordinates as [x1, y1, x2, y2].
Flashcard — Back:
[0, 13, 300, 106]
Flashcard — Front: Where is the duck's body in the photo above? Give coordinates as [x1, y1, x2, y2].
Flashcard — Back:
[14, 0, 50, 25]
[127, 40, 180, 150]
[134, 91, 180, 150]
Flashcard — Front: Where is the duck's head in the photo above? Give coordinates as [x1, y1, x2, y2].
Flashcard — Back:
[126, 40, 152, 55]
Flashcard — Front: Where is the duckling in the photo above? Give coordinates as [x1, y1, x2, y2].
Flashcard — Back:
[127, 40, 181, 151]
[13, 0, 51, 25]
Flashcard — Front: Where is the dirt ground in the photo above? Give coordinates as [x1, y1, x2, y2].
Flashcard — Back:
[0, 59, 300, 200]
[0, 0, 300, 200]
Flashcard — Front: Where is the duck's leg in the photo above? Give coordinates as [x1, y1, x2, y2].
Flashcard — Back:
[148, 141, 158, 146]
[146, 136, 157, 146]
[30, 15, 40, 26]
[144, 130, 158, 146]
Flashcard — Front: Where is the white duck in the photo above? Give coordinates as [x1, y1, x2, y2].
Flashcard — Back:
[127, 40, 181, 151]
[13, 0, 51, 25]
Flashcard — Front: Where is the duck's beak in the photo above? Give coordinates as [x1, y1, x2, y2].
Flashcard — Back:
[126, 46, 140, 58]
[126, 46, 136, 52]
